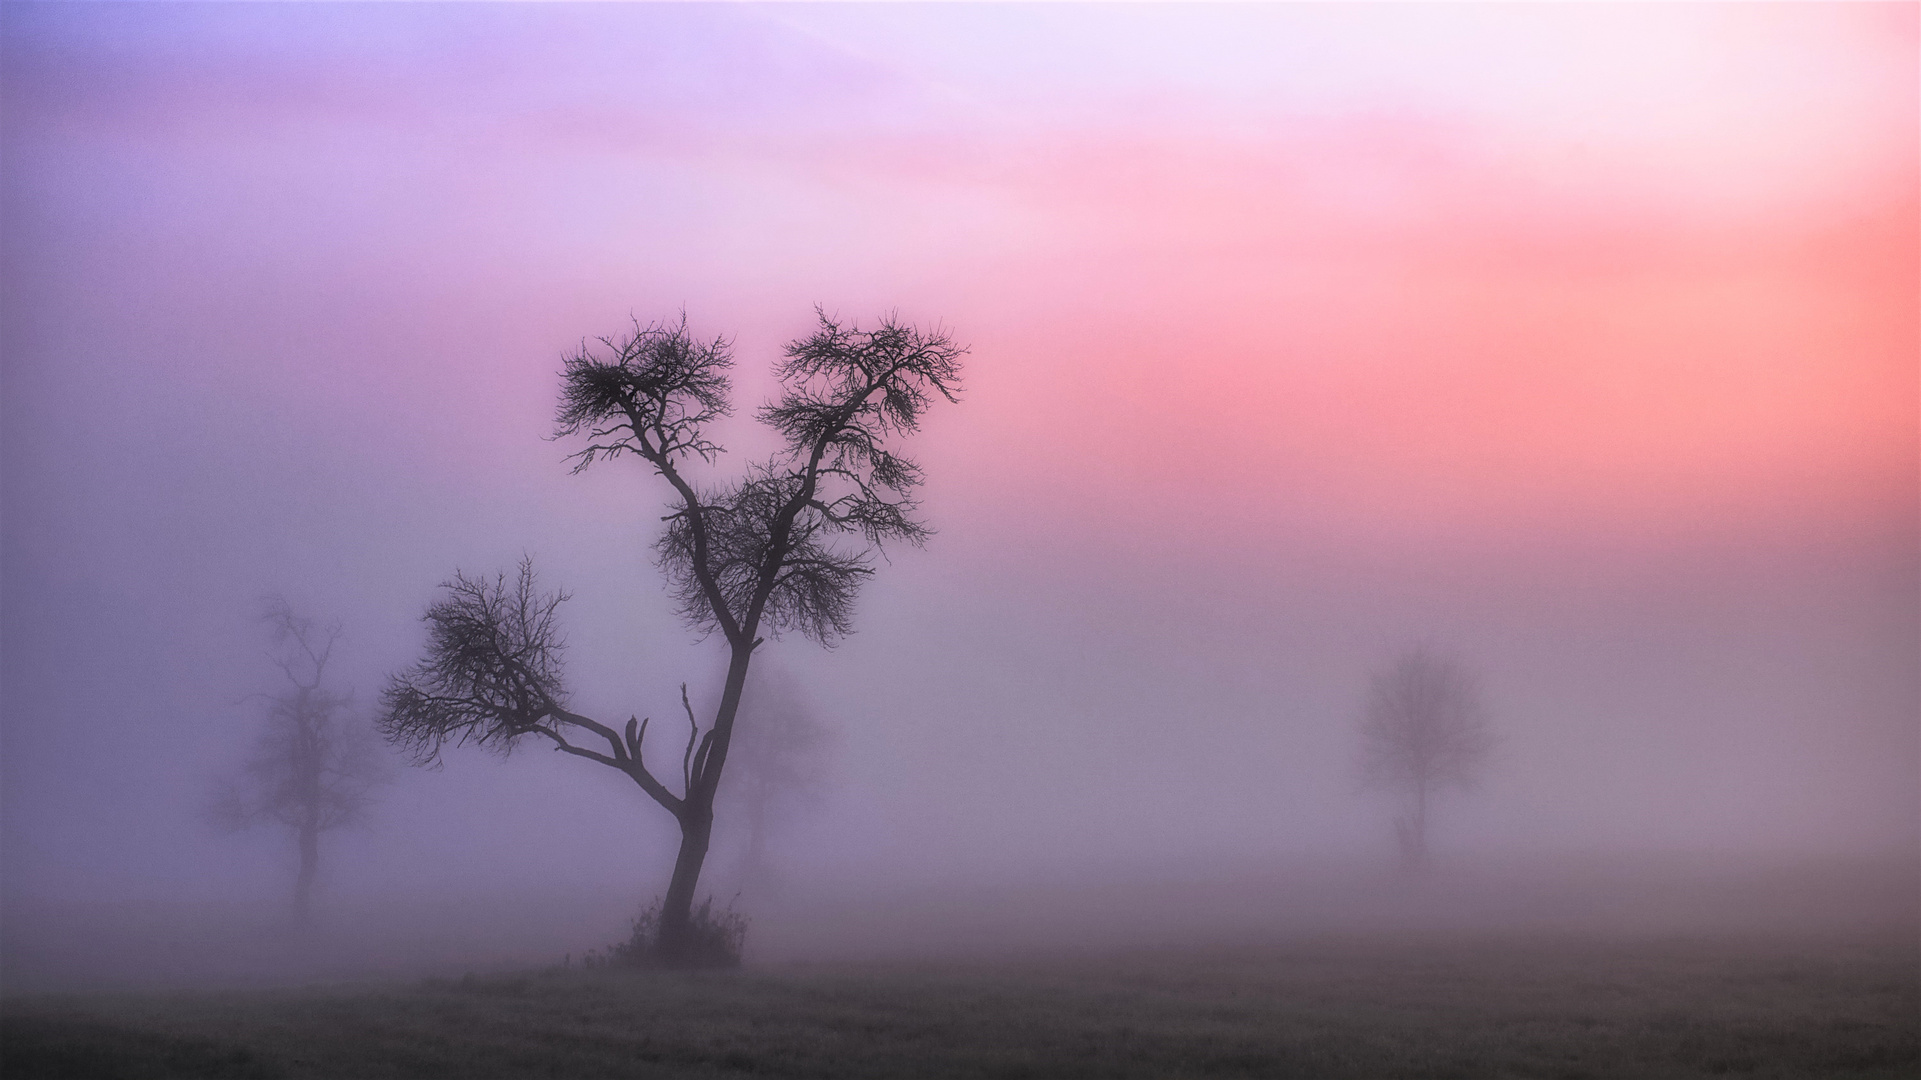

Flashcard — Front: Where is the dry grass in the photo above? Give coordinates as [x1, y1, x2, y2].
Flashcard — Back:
[4, 931, 1915, 1078]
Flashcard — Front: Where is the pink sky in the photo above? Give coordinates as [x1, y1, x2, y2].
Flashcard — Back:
[20, 2, 1907, 555]
[3, 3, 1915, 903]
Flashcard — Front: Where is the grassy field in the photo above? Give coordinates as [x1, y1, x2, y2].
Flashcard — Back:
[3, 931, 1914, 1079]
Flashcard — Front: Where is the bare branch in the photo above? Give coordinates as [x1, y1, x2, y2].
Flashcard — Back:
[531, 724, 625, 770]
[554, 313, 733, 474]
[680, 683, 699, 796]
[379, 558, 573, 765]
[379, 559, 694, 817]
[1358, 648, 1496, 793]
[614, 711, 685, 817]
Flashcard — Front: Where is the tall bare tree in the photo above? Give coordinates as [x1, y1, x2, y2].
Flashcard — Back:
[381, 310, 962, 964]
[213, 599, 385, 925]
[1357, 647, 1495, 872]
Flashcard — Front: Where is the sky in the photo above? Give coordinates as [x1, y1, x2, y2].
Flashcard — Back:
[2, 2, 1915, 922]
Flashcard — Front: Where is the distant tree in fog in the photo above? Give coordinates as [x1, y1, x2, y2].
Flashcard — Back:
[212, 599, 386, 925]
[719, 665, 834, 897]
[381, 310, 962, 966]
[1357, 648, 1495, 872]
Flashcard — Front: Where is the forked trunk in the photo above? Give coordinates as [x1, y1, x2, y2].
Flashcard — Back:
[653, 644, 753, 966]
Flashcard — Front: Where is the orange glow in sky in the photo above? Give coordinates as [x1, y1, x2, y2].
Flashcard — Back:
[4, 0, 1916, 901]
[9, 2, 1912, 563]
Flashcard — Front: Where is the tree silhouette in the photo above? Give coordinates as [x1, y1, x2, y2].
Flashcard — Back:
[1357, 647, 1495, 872]
[381, 310, 962, 964]
[213, 598, 385, 925]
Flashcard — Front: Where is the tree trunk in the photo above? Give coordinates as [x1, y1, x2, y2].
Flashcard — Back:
[654, 642, 752, 965]
[291, 686, 321, 927]
[656, 809, 713, 963]
[1405, 776, 1430, 874]
[293, 821, 318, 927]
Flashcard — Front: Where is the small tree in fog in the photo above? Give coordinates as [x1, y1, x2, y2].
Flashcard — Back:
[381, 310, 962, 966]
[213, 599, 385, 925]
[720, 665, 834, 897]
[1357, 648, 1495, 872]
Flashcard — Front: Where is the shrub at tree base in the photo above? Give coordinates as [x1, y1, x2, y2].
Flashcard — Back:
[588, 896, 748, 969]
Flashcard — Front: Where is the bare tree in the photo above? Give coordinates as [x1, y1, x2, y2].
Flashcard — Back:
[1357, 647, 1495, 872]
[719, 664, 834, 898]
[213, 598, 385, 925]
[381, 309, 962, 965]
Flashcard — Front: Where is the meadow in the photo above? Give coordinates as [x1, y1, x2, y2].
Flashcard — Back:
[4, 930, 1915, 1079]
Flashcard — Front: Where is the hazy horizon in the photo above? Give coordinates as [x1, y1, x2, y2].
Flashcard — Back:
[2, 4, 1913, 985]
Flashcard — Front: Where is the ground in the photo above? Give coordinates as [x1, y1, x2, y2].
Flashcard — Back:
[3, 931, 1914, 1079]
